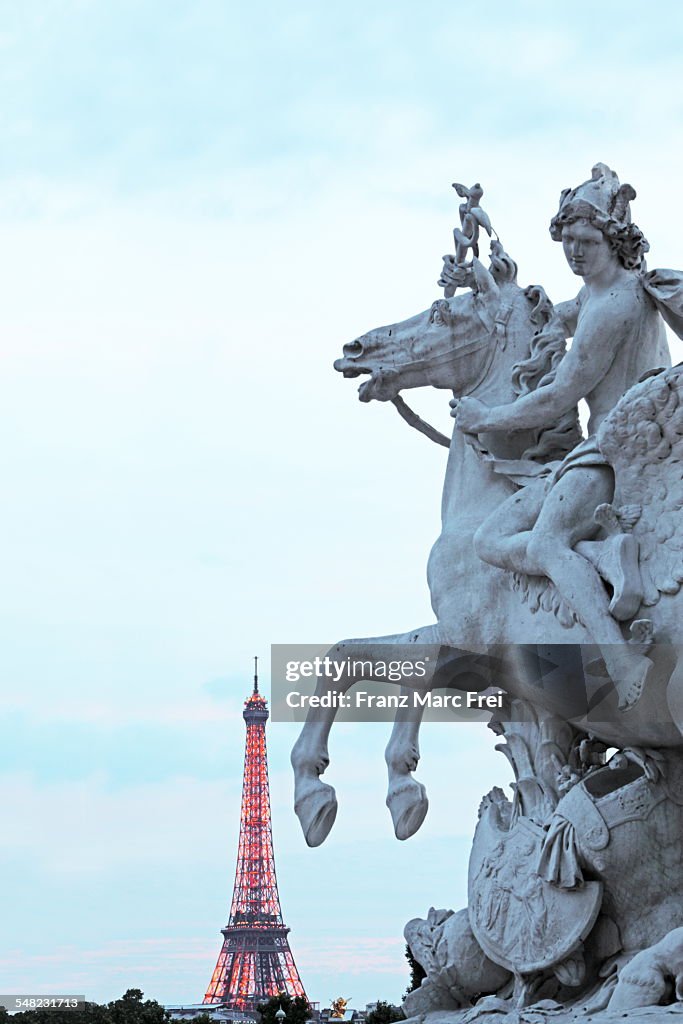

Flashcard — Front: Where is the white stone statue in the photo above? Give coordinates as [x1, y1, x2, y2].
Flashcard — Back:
[291, 165, 683, 1020]
[450, 164, 670, 712]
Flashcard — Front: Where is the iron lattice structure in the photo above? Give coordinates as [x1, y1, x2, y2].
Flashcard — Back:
[204, 667, 307, 1012]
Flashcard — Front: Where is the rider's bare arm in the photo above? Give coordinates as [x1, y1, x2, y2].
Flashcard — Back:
[457, 290, 636, 433]
[554, 290, 585, 338]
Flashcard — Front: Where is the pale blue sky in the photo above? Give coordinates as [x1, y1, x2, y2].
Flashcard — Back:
[1, 0, 683, 1009]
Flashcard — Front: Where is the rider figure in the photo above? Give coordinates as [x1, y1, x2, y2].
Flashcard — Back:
[449, 164, 672, 712]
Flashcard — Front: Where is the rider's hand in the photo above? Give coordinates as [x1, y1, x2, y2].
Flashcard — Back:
[449, 396, 492, 432]
[438, 256, 471, 294]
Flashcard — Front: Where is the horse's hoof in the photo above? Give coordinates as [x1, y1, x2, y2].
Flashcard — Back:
[294, 778, 338, 847]
[386, 777, 429, 840]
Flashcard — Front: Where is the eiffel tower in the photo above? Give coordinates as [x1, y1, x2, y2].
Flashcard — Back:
[203, 660, 307, 1012]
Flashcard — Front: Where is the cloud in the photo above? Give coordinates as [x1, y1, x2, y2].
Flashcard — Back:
[0, 1, 680, 193]
[294, 937, 406, 976]
[0, 937, 218, 1002]
[0, 934, 410, 1006]
[1, 0, 682, 1011]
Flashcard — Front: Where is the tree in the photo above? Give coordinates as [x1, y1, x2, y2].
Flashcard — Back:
[404, 943, 426, 994]
[7, 1000, 110, 1024]
[108, 989, 168, 1024]
[364, 1001, 404, 1024]
[8, 992, 167, 1024]
[256, 994, 310, 1024]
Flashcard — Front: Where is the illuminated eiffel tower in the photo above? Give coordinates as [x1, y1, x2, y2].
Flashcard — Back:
[203, 660, 307, 1012]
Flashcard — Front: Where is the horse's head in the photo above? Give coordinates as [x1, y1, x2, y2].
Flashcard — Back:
[334, 258, 521, 403]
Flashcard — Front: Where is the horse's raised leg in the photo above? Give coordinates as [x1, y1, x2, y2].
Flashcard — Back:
[291, 628, 440, 846]
[385, 696, 429, 840]
[386, 640, 507, 839]
[383, 624, 444, 840]
[291, 704, 340, 849]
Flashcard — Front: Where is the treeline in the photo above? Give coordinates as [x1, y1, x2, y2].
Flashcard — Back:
[0, 989, 166, 1024]
[2, 987, 409, 1024]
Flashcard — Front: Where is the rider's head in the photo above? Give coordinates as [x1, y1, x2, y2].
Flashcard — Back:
[549, 163, 649, 270]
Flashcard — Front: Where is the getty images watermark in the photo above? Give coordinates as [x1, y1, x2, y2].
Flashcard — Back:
[270, 643, 681, 724]
[270, 644, 504, 722]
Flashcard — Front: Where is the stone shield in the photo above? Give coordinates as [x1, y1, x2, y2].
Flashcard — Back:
[468, 802, 602, 974]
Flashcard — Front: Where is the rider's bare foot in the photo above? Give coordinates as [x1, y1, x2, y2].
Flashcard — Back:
[616, 654, 652, 712]
[610, 621, 655, 712]
[582, 531, 643, 622]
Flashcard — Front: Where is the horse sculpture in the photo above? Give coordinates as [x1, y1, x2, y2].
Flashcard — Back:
[290, 244, 683, 852]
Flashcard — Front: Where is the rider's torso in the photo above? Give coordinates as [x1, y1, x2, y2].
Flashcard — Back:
[578, 275, 671, 434]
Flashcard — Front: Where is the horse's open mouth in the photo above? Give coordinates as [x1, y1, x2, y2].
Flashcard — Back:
[358, 378, 375, 402]
[334, 355, 372, 380]
[334, 356, 394, 402]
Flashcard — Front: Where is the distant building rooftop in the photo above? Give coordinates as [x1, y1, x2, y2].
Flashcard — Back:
[165, 1004, 256, 1022]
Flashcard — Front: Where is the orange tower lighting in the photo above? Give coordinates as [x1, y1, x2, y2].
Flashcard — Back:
[204, 659, 308, 1012]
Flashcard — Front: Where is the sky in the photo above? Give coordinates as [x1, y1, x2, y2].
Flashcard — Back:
[1, 0, 683, 1011]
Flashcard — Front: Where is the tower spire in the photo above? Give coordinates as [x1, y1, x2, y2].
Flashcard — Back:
[203, 674, 307, 1012]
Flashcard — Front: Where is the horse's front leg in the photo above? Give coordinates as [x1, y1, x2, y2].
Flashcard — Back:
[385, 641, 500, 839]
[385, 695, 429, 840]
[291, 627, 441, 846]
[290, 709, 341, 849]
[290, 637, 398, 847]
[383, 624, 450, 840]
[290, 641, 363, 848]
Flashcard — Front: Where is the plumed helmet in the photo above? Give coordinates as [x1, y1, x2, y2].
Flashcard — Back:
[549, 163, 649, 269]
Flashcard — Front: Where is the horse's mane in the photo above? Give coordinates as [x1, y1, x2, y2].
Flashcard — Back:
[510, 285, 583, 462]
[487, 277, 584, 627]
[477, 255, 584, 626]
[486, 250, 581, 461]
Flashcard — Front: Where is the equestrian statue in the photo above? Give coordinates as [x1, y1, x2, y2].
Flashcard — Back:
[291, 165, 683, 1020]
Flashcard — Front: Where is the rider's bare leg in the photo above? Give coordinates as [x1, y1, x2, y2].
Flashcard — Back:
[473, 478, 547, 572]
[524, 467, 652, 711]
[477, 484, 642, 621]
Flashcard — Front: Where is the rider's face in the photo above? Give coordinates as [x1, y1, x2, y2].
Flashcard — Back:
[561, 219, 616, 280]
